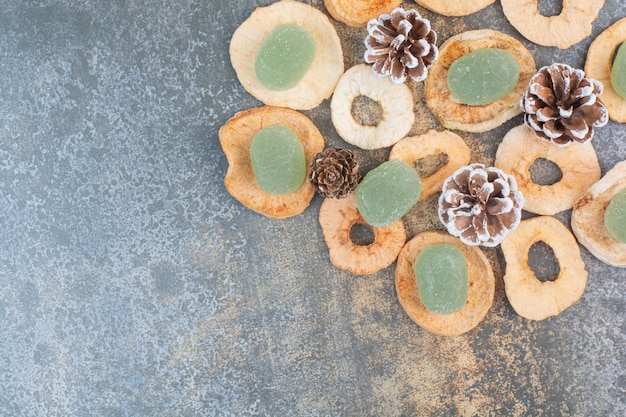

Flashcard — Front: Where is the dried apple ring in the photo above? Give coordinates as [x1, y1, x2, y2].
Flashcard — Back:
[219, 106, 324, 218]
[414, 0, 494, 17]
[501, 0, 605, 49]
[388, 130, 470, 201]
[324, 0, 401, 27]
[495, 125, 601, 215]
[229, 0, 344, 110]
[319, 193, 406, 275]
[585, 17, 626, 123]
[572, 160, 626, 267]
[425, 30, 535, 133]
[331, 64, 414, 149]
[501, 216, 588, 321]
[395, 230, 495, 336]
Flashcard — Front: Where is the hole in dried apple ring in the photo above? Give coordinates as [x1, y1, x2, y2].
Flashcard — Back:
[351, 95, 383, 127]
[529, 157, 563, 186]
[527, 240, 560, 282]
[413, 153, 450, 178]
[537, 0, 562, 17]
[349, 222, 376, 246]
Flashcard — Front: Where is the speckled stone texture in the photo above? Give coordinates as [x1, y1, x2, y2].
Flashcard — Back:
[0, 1, 625, 416]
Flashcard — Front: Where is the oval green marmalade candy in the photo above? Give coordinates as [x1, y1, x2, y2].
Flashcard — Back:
[255, 24, 316, 91]
[611, 41, 626, 99]
[355, 159, 422, 228]
[604, 189, 626, 243]
[447, 48, 520, 106]
[414, 244, 469, 314]
[250, 124, 306, 195]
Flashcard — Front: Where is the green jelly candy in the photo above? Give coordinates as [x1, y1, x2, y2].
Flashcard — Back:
[255, 24, 316, 91]
[355, 159, 422, 228]
[447, 48, 520, 106]
[604, 189, 626, 243]
[611, 41, 626, 99]
[414, 243, 469, 314]
[250, 124, 306, 195]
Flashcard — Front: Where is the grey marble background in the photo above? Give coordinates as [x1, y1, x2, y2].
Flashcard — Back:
[1, 0, 625, 416]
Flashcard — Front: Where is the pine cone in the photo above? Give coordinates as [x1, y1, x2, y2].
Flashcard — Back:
[310, 148, 361, 199]
[364, 7, 438, 84]
[521, 63, 609, 146]
[438, 164, 523, 247]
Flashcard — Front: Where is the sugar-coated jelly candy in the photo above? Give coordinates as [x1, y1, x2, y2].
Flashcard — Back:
[414, 243, 469, 314]
[447, 48, 520, 106]
[255, 24, 316, 91]
[604, 189, 626, 243]
[355, 159, 422, 228]
[250, 124, 306, 195]
[611, 41, 626, 99]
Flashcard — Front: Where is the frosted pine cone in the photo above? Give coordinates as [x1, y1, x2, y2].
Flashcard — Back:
[521, 63, 609, 146]
[364, 7, 438, 84]
[438, 164, 523, 247]
[310, 148, 361, 199]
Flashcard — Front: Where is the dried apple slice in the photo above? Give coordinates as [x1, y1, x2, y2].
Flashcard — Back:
[585, 17, 626, 123]
[501, 216, 588, 320]
[414, 0, 494, 16]
[395, 230, 495, 336]
[219, 106, 324, 218]
[425, 30, 535, 133]
[331, 64, 414, 149]
[501, 0, 605, 49]
[319, 193, 406, 275]
[572, 160, 626, 267]
[324, 0, 402, 27]
[495, 125, 601, 215]
[229, 0, 344, 110]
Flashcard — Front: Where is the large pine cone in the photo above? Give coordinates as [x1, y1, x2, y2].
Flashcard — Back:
[521, 63, 609, 146]
[310, 148, 361, 199]
[438, 164, 523, 247]
[364, 7, 438, 84]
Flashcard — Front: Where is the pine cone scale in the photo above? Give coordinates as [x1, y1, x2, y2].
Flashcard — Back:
[411, 19, 430, 39]
[532, 84, 554, 103]
[408, 62, 426, 81]
[536, 106, 558, 121]
[562, 117, 588, 138]
[400, 50, 418, 68]
[495, 210, 518, 230]
[409, 39, 429, 59]
[486, 197, 513, 216]
[472, 214, 490, 242]
[559, 106, 573, 118]
[543, 120, 563, 137]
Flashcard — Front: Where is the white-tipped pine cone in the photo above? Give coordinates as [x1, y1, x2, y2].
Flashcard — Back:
[439, 164, 523, 247]
[364, 7, 438, 84]
[521, 63, 609, 146]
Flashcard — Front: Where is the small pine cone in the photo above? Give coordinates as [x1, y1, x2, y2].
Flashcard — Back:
[364, 7, 438, 84]
[521, 63, 609, 146]
[438, 164, 523, 247]
[310, 148, 361, 199]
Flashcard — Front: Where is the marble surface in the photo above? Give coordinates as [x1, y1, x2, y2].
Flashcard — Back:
[1, 0, 625, 415]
